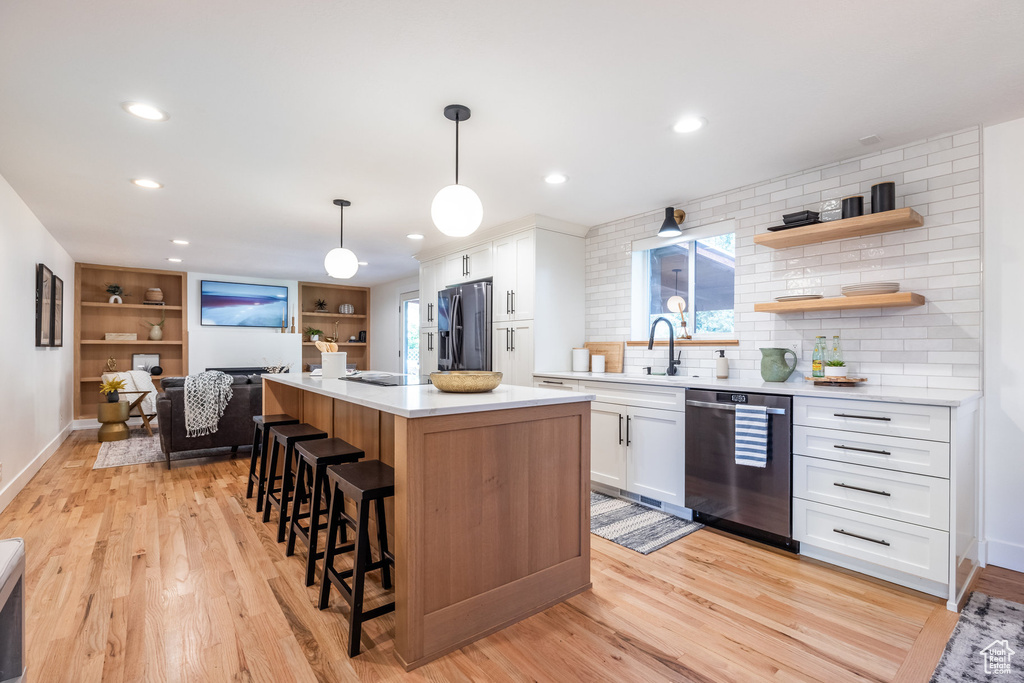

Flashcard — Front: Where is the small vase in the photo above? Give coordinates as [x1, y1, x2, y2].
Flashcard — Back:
[145, 288, 164, 302]
[108, 294, 123, 304]
[107, 390, 119, 403]
[149, 325, 164, 341]
[310, 335, 319, 342]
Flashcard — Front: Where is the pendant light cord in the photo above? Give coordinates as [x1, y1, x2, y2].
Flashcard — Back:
[338, 205, 344, 248]
[454, 113, 460, 185]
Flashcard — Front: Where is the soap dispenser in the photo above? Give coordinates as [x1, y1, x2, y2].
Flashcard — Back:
[715, 350, 729, 379]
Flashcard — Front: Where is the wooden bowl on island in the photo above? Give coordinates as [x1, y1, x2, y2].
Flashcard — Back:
[430, 371, 503, 393]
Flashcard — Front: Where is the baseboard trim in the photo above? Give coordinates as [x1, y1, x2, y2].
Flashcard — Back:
[73, 416, 155, 431]
[986, 538, 1024, 572]
[0, 422, 72, 514]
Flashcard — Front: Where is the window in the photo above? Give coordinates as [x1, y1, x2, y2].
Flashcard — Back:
[631, 224, 735, 340]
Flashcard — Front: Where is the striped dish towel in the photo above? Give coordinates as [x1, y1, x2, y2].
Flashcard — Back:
[735, 404, 769, 468]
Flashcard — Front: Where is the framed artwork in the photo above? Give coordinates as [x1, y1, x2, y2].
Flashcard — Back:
[132, 353, 160, 372]
[51, 275, 64, 347]
[35, 264, 53, 347]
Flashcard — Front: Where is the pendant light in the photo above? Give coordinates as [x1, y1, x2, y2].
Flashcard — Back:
[324, 199, 359, 279]
[431, 104, 483, 237]
[658, 206, 683, 237]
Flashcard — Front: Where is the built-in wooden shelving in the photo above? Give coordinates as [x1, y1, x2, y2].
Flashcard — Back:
[298, 282, 371, 371]
[754, 292, 925, 314]
[753, 208, 924, 249]
[301, 311, 366, 319]
[74, 263, 188, 419]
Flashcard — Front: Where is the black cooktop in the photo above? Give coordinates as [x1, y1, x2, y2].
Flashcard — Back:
[342, 375, 431, 387]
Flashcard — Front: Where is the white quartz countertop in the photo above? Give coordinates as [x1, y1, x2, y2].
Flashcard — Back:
[262, 372, 595, 419]
[533, 371, 982, 407]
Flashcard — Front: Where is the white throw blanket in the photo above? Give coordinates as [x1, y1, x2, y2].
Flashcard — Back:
[184, 371, 234, 437]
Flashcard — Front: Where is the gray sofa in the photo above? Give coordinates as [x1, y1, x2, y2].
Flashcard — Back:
[155, 374, 262, 468]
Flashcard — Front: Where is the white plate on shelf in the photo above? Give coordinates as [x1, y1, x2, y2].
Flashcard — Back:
[842, 285, 900, 296]
[774, 294, 825, 302]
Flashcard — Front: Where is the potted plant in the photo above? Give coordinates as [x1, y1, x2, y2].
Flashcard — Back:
[824, 359, 847, 378]
[314, 298, 327, 312]
[105, 283, 129, 304]
[305, 326, 324, 342]
[142, 312, 166, 340]
[100, 377, 127, 403]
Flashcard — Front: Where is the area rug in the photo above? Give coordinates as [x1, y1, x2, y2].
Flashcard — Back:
[931, 592, 1024, 682]
[93, 432, 249, 469]
[590, 491, 703, 555]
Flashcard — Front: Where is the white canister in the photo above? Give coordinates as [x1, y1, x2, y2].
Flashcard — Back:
[572, 348, 590, 372]
[591, 355, 606, 373]
[321, 352, 348, 379]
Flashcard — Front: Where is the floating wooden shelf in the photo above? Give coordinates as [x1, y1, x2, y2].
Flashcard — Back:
[81, 339, 183, 345]
[301, 342, 367, 347]
[754, 292, 925, 313]
[81, 302, 183, 310]
[626, 339, 741, 347]
[753, 208, 924, 249]
[301, 311, 366, 318]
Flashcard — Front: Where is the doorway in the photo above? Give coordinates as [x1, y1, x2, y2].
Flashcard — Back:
[400, 291, 420, 376]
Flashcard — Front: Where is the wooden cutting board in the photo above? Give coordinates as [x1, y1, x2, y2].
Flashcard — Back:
[584, 342, 624, 373]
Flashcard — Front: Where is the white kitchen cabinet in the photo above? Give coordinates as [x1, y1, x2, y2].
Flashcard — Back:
[493, 230, 536, 322]
[420, 328, 438, 375]
[532, 377, 580, 392]
[418, 258, 443, 328]
[591, 402, 627, 488]
[627, 406, 685, 507]
[492, 321, 534, 386]
[444, 242, 492, 284]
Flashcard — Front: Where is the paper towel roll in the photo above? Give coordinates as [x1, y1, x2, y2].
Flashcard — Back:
[572, 348, 590, 372]
[591, 355, 606, 373]
[322, 352, 348, 379]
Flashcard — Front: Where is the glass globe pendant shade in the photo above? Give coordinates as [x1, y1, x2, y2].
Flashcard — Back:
[324, 247, 359, 279]
[431, 184, 483, 237]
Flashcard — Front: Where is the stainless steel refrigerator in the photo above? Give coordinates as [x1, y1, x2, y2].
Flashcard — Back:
[437, 281, 492, 371]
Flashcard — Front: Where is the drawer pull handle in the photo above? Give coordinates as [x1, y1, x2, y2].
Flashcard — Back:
[833, 528, 890, 546]
[833, 482, 891, 497]
[834, 444, 891, 456]
[833, 413, 891, 422]
[542, 380, 564, 385]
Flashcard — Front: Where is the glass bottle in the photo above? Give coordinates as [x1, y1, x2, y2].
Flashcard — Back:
[812, 336, 825, 377]
[830, 335, 843, 366]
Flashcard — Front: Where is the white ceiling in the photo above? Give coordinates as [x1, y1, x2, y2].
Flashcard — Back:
[1, 1, 1023, 286]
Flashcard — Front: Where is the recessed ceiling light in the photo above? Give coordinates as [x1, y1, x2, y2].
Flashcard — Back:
[357, 261, 368, 266]
[132, 178, 162, 189]
[407, 233, 424, 240]
[544, 173, 568, 184]
[170, 239, 189, 245]
[166, 258, 182, 262]
[673, 116, 706, 133]
[121, 101, 169, 121]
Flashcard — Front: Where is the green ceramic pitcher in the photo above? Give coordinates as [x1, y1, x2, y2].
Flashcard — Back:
[759, 347, 798, 382]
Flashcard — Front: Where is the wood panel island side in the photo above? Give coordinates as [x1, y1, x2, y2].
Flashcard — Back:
[261, 373, 595, 670]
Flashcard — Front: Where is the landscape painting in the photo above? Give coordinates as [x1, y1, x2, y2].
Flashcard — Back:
[200, 280, 288, 328]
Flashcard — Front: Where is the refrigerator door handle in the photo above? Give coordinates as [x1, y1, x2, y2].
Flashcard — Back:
[452, 294, 462, 367]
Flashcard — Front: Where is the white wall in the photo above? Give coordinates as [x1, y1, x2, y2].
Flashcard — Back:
[370, 275, 418, 373]
[982, 116, 1024, 572]
[0, 172, 75, 512]
[187, 272, 302, 373]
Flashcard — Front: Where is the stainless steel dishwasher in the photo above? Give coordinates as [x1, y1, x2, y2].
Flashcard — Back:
[684, 389, 797, 551]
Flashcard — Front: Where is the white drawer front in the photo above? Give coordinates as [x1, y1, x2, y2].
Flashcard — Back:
[794, 455, 950, 530]
[532, 377, 580, 392]
[580, 381, 685, 412]
[794, 397, 950, 442]
[793, 426, 950, 478]
[794, 499, 949, 584]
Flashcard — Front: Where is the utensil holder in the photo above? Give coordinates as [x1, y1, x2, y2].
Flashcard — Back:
[871, 182, 896, 213]
[841, 195, 864, 219]
[572, 348, 590, 372]
[321, 352, 348, 379]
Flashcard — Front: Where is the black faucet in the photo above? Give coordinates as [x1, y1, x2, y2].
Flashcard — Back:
[648, 316, 681, 376]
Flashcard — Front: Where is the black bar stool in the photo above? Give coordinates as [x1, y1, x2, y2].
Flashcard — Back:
[262, 423, 327, 543]
[247, 414, 299, 511]
[319, 460, 395, 657]
[287, 438, 365, 586]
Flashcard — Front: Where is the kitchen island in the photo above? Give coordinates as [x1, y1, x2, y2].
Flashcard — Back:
[261, 373, 595, 670]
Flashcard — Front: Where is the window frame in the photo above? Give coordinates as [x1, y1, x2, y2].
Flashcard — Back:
[630, 219, 737, 341]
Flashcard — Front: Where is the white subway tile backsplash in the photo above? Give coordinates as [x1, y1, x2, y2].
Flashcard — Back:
[585, 126, 981, 390]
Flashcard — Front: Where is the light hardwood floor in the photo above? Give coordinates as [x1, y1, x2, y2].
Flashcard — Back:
[1, 430, 1020, 682]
